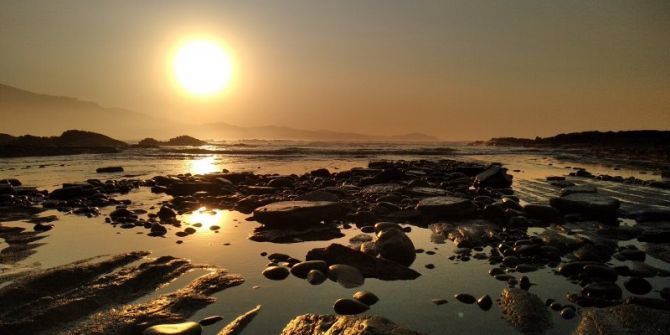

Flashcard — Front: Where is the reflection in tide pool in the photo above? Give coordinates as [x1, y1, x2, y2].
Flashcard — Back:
[185, 207, 229, 231]
[189, 156, 220, 175]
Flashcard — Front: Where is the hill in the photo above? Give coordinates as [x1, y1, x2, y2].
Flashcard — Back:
[0, 130, 128, 157]
[0, 83, 439, 141]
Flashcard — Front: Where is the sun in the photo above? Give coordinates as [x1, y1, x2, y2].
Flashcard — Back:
[173, 40, 232, 96]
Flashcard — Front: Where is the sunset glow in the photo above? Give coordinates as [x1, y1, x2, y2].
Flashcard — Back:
[173, 40, 232, 96]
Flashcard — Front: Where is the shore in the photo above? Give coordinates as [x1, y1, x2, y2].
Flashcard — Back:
[1, 154, 669, 334]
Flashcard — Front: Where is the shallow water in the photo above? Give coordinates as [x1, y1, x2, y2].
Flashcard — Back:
[1, 143, 669, 334]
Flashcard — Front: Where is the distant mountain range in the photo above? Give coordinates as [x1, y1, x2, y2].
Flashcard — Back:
[0, 83, 438, 142]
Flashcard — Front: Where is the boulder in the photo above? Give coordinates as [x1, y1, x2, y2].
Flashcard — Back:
[474, 165, 513, 188]
[499, 288, 552, 335]
[253, 201, 348, 226]
[280, 314, 425, 335]
[375, 227, 416, 266]
[573, 304, 670, 335]
[415, 196, 478, 218]
[550, 193, 620, 221]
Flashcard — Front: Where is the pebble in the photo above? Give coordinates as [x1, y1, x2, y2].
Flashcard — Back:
[624, 277, 652, 295]
[333, 298, 369, 315]
[328, 264, 364, 288]
[290, 260, 328, 279]
[199, 316, 223, 326]
[142, 321, 202, 335]
[262, 266, 290, 280]
[306, 269, 327, 285]
[353, 291, 379, 306]
[477, 295, 492, 310]
[425, 264, 435, 269]
[560, 307, 576, 319]
[432, 299, 448, 305]
[454, 293, 476, 304]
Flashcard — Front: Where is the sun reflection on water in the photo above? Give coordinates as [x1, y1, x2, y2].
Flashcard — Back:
[185, 207, 229, 231]
[189, 156, 219, 175]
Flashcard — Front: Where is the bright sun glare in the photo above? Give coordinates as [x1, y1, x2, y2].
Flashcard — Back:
[173, 40, 232, 96]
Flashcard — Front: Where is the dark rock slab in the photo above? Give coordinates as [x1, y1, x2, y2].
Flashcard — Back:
[474, 165, 513, 188]
[415, 196, 478, 218]
[253, 201, 348, 226]
[249, 224, 343, 243]
[550, 193, 620, 221]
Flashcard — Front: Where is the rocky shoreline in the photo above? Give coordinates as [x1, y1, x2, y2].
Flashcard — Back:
[1, 158, 670, 334]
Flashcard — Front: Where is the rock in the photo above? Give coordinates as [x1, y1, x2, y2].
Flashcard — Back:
[96, 166, 124, 173]
[296, 190, 339, 202]
[262, 266, 290, 280]
[499, 288, 552, 335]
[573, 304, 670, 335]
[582, 282, 622, 300]
[306, 270, 327, 285]
[415, 196, 478, 218]
[523, 204, 560, 220]
[34, 223, 54, 231]
[661, 287, 670, 301]
[560, 307, 576, 320]
[215, 305, 261, 335]
[353, 291, 379, 306]
[199, 316, 223, 326]
[550, 193, 620, 221]
[290, 260, 328, 279]
[328, 264, 364, 288]
[253, 201, 348, 226]
[268, 177, 294, 188]
[150, 223, 167, 236]
[280, 314, 426, 335]
[624, 277, 652, 295]
[375, 227, 416, 266]
[560, 184, 597, 196]
[454, 293, 476, 304]
[158, 206, 177, 221]
[334, 299, 369, 315]
[432, 299, 448, 305]
[477, 295, 492, 310]
[142, 322, 202, 335]
[166, 182, 231, 196]
[305, 244, 420, 280]
[249, 224, 343, 243]
[474, 165, 513, 188]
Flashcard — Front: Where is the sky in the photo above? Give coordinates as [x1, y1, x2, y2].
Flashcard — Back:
[1, 0, 669, 140]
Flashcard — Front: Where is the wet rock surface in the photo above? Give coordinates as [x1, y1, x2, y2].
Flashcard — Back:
[0, 252, 244, 335]
[280, 314, 426, 335]
[573, 304, 670, 335]
[499, 288, 552, 335]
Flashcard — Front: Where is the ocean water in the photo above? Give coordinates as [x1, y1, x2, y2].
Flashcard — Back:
[0, 142, 668, 334]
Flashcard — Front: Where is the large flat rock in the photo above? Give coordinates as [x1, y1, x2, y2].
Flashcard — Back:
[253, 201, 348, 226]
[280, 314, 426, 335]
[415, 196, 477, 218]
[573, 304, 670, 335]
[550, 193, 620, 221]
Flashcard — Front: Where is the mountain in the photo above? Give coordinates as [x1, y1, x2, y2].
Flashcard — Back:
[0, 130, 127, 157]
[0, 83, 439, 141]
[195, 122, 439, 141]
[0, 83, 176, 139]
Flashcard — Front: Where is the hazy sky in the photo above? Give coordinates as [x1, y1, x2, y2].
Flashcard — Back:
[1, 0, 669, 140]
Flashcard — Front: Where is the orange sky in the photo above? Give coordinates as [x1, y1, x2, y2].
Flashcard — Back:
[1, 1, 669, 140]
